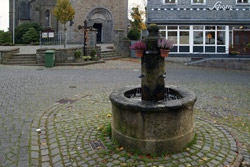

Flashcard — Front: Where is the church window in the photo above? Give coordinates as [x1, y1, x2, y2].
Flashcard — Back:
[45, 10, 50, 27]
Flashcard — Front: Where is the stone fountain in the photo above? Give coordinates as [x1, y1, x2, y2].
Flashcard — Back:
[110, 25, 197, 155]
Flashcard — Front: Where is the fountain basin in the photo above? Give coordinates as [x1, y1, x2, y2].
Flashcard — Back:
[110, 86, 197, 155]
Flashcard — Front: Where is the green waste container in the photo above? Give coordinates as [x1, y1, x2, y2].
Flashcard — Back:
[45, 50, 55, 67]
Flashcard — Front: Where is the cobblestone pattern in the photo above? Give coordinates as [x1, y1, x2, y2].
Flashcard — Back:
[30, 90, 245, 166]
[0, 59, 249, 166]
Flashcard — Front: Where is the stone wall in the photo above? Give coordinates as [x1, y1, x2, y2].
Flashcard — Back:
[0, 48, 20, 64]
[36, 46, 101, 64]
[113, 30, 130, 57]
[188, 58, 250, 71]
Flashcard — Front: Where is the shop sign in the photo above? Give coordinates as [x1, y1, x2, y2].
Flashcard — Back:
[209, 1, 232, 10]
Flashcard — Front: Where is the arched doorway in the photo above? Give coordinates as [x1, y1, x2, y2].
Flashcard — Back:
[87, 8, 112, 43]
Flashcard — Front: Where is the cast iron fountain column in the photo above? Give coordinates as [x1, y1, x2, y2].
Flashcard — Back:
[141, 26, 165, 101]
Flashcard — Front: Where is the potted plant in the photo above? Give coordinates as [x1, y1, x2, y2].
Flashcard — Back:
[130, 40, 146, 57]
[157, 39, 174, 57]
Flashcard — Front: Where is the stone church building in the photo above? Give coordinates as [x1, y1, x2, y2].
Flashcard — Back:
[9, 0, 128, 43]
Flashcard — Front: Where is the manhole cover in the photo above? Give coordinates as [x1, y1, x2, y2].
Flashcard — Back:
[36, 69, 44, 71]
[0, 153, 5, 163]
[57, 99, 77, 104]
[69, 86, 77, 88]
[89, 140, 106, 152]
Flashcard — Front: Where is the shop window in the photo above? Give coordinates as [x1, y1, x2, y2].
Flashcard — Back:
[237, 0, 250, 4]
[194, 31, 203, 45]
[180, 26, 189, 30]
[217, 31, 225, 45]
[168, 31, 178, 44]
[192, 0, 205, 5]
[164, 0, 177, 4]
[160, 31, 166, 38]
[180, 32, 189, 44]
[205, 46, 215, 53]
[179, 46, 189, 52]
[193, 26, 203, 30]
[205, 26, 216, 30]
[168, 26, 178, 30]
[206, 32, 215, 44]
[193, 46, 203, 52]
[158, 26, 166, 30]
[217, 47, 226, 53]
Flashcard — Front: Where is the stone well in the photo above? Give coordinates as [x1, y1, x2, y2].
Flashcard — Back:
[110, 86, 196, 154]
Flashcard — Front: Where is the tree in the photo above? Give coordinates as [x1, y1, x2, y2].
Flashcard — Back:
[22, 28, 39, 44]
[0, 31, 12, 45]
[52, 0, 75, 48]
[127, 28, 140, 40]
[15, 23, 42, 44]
[130, 7, 146, 31]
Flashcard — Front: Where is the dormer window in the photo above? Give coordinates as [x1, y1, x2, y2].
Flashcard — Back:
[192, 0, 206, 5]
[237, 0, 250, 4]
[164, 0, 177, 5]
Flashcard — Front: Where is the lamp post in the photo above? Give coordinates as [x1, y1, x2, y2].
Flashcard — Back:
[78, 20, 92, 56]
[13, 0, 15, 44]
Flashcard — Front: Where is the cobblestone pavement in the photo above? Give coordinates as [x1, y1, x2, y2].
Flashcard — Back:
[0, 59, 249, 167]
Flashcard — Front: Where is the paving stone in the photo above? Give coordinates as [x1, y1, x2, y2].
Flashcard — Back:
[0, 61, 249, 166]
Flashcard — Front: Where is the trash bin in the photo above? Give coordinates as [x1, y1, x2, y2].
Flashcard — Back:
[45, 50, 55, 67]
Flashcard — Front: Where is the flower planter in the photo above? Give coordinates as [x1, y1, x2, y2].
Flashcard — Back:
[135, 50, 144, 57]
[160, 49, 169, 57]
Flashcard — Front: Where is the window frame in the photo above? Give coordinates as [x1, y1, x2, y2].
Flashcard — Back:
[191, 0, 206, 5]
[236, 0, 250, 5]
[163, 0, 178, 5]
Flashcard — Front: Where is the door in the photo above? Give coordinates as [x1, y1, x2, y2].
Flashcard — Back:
[93, 23, 102, 43]
[233, 31, 250, 54]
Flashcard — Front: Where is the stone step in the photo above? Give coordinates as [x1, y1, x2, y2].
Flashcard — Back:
[4, 61, 37, 65]
[102, 55, 127, 60]
[13, 54, 36, 57]
[9, 58, 36, 61]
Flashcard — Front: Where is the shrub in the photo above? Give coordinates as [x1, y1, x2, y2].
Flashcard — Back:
[75, 50, 82, 59]
[127, 28, 140, 40]
[22, 28, 39, 44]
[0, 31, 12, 44]
[15, 22, 42, 44]
[31, 42, 40, 45]
[90, 50, 97, 57]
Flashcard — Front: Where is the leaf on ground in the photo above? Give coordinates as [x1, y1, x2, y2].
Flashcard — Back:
[106, 114, 112, 117]
[139, 155, 144, 159]
[127, 152, 132, 156]
[186, 147, 190, 151]
[41, 142, 47, 146]
[202, 157, 207, 161]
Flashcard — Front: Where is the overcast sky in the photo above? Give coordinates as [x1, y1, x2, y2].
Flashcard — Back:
[0, 0, 146, 32]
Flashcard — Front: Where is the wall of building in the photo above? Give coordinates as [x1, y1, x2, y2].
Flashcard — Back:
[147, 0, 250, 24]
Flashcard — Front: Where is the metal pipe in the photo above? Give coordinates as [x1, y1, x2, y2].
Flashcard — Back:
[13, 0, 15, 44]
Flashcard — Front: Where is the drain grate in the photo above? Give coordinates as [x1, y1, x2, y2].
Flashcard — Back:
[89, 139, 106, 152]
[57, 99, 77, 104]
[69, 86, 77, 88]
